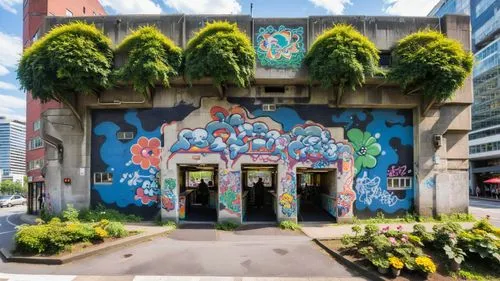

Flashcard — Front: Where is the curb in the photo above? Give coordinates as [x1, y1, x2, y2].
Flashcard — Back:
[470, 197, 500, 203]
[0, 227, 172, 265]
[313, 239, 385, 281]
[19, 214, 37, 225]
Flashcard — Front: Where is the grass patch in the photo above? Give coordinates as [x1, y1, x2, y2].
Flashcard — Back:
[279, 221, 301, 231]
[79, 204, 142, 223]
[453, 260, 500, 281]
[346, 212, 475, 225]
[215, 222, 239, 231]
[155, 220, 177, 229]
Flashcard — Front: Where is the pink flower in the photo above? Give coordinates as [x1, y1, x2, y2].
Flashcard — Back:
[397, 225, 403, 231]
[389, 237, 397, 245]
[381, 226, 389, 233]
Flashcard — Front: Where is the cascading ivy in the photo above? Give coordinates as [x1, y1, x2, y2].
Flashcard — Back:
[114, 26, 182, 97]
[17, 21, 113, 103]
[389, 30, 473, 102]
[183, 21, 255, 94]
[304, 24, 380, 104]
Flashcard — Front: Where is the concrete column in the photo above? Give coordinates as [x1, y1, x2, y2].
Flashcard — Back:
[277, 164, 298, 223]
[218, 164, 243, 224]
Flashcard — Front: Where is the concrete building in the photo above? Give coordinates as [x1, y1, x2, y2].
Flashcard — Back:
[38, 14, 472, 223]
[23, 0, 106, 214]
[0, 117, 26, 184]
[429, 0, 500, 196]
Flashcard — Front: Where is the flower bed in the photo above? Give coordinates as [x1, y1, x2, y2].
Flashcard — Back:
[14, 207, 132, 256]
[338, 220, 500, 280]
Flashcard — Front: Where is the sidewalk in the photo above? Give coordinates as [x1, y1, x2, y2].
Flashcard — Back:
[301, 221, 475, 240]
[470, 196, 500, 203]
[0, 274, 368, 281]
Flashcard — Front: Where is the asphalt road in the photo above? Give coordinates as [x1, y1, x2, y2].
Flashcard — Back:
[469, 198, 500, 226]
[0, 205, 25, 252]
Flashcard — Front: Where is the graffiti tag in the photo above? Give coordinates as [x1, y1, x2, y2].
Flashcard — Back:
[355, 172, 399, 207]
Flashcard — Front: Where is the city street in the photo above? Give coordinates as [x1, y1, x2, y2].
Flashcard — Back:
[0, 205, 25, 252]
[469, 198, 500, 226]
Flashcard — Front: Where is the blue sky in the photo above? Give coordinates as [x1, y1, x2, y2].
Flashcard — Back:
[0, 0, 440, 121]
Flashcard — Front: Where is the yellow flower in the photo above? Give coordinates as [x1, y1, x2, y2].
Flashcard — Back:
[415, 256, 436, 273]
[389, 257, 403, 269]
[94, 227, 108, 239]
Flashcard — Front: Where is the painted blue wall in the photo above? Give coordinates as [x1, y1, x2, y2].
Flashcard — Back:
[91, 102, 414, 218]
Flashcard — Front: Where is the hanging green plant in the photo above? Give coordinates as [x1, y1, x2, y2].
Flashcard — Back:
[183, 21, 255, 97]
[305, 24, 380, 105]
[17, 21, 113, 103]
[389, 30, 473, 102]
[115, 26, 182, 97]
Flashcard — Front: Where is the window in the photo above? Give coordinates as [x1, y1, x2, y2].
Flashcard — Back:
[387, 177, 412, 190]
[66, 9, 73, 17]
[117, 131, 135, 140]
[94, 172, 113, 184]
[28, 159, 44, 171]
[31, 29, 39, 43]
[33, 119, 41, 131]
[29, 137, 43, 150]
[23, 0, 28, 7]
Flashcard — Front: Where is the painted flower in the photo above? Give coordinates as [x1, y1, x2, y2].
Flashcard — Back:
[347, 128, 381, 175]
[131, 137, 161, 169]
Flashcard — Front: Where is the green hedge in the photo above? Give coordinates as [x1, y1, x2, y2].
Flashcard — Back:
[17, 21, 113, 103]
[390, 30, 473, 102]
[184, 21, 255, 89]
[115, 26, 182, 96]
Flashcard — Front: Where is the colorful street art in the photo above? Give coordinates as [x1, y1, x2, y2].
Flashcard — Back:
[255, 25, 305, 68]
[161, 178, 177, 211]
[424, 175, 436, 189]
[279, 171, 297, 217]
[219, 169, 242, 215]
[92, 101, 414, 219]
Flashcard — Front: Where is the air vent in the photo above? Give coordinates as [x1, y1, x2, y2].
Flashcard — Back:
[262, 104, 277, 111]
[264, 86, 285, 94]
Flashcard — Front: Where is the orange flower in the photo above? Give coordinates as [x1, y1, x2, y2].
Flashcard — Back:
[130, 137, 161, 169]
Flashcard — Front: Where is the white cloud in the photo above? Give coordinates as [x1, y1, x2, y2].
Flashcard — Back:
[383, 0, 441, 16]
[164, 0, 241, 14]
[0, 32, 22, 77]
[99, 0, 162, 14]
[0, 81, 17, 90]
[309, 0, 352, 15]
[0, 0, 22, 14]
[0, 65, 8, 76]
[0, 94, 25, 121]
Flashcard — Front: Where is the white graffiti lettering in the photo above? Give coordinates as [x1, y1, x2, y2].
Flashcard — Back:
[355, 172, 399, 207]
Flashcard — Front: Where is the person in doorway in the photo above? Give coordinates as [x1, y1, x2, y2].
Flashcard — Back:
[198, 179, 209, 206]
[254, 178, 265, 208]
[492, 186, 497, 199]
[476, 185, 481, 197]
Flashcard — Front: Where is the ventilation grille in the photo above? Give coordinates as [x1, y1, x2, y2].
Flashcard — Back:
[262, 104, 277, 111]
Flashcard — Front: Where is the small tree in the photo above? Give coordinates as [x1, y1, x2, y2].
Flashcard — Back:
[305, 24, 380, 105]
[115, 26, 183, 98]
[17, 21, 114, 127]
[389, 30, 473, 102]
[183, 21, 255, 98]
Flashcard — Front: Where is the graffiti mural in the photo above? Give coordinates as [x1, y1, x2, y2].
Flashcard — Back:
[255, 25, 305, 68]
[161, 178, 176, 212]
[279, 171, 297, 217]
[219, 169, 242, 216]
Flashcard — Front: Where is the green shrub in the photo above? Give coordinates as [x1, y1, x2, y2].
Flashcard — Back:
[79, 205, 142, 222]
[305, 24, 380, 104]
[215, 221, 239, 231]
[115, 26, 182, 97]
[62, 204, 79, 222]
[184, 21, 255, 94]
[390, 30, 473, 102]
[17, 21, 113, 104]
[412, 224, 435, 244]
[279, 221, 301, 231]
[104, 221, 127, 238]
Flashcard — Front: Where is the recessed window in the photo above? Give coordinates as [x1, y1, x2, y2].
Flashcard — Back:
[33, 119, 41, 131]
[94, 172, 113, 184]
[117, 131, 135, 140]
[29, 137, 44, 150]
[28, 158, 44, 171]
[387, 177, 412, 190]
[66, 9, 73, 17]
[264, 86, 285, 93]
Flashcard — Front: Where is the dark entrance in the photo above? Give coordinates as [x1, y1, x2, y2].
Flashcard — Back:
[297, 168, 336, 222]
[177, 164, 218, 222]
[242, 165, 277, 222]
[28, 182, 44, 215]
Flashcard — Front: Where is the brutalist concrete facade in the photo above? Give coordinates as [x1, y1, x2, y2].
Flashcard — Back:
[39, 14, 472, 223]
